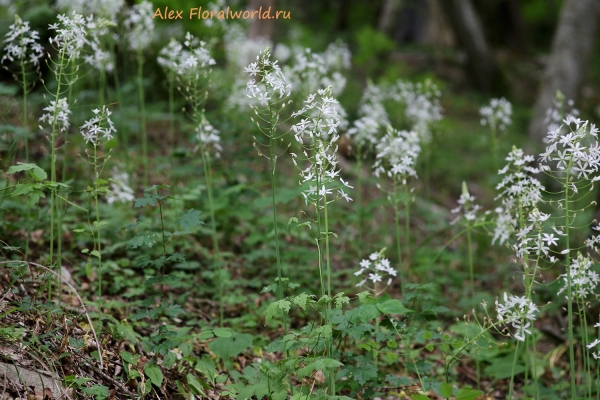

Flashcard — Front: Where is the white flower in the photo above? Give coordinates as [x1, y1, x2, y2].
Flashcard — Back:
[158, 38, 184, 73]
[49, 11, 88, 61]
[195, 118, 222, 157]
[373, 126, 420, 180]
[39, 98, 71, 133]
[496, 293, 539, 342]
[79, 105, 116, 146]
[124, 1, 154, 51]
[107, 167, 134, 204]
[355, 249, 396, 291]
[558, 254, 599, 300]
[2, 16, 44, 67]
[480, 97, 512, 131]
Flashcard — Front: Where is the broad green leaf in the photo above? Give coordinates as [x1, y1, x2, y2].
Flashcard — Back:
[144, 364, 163, 387]
[208, 333, 253, 360]
[7, 162, 47, 181]
[213, 327, 232, 338]
[177, 209, 203, 232]
[377, 299, 413, 315]
[456, 388, 483, 400]
[440, 382, 453, 398]
[265, 300, 291, 323]
[411, 395, 430, 400]
[186, 373, 207, 396]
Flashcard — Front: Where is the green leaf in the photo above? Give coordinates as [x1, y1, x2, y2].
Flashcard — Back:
[126, 232, 158, 249]
[208, 333, 253, 360]
[177, 209, 203, 232]
[7, 162, 47, 181]
[455, 388, 483, 400]
[134, 196, 158, 208]
[186, 373, 207, 396]
[144, 364, 163, 387]
[265, 299, 291, 323]
[376, 299, 413, 315]
[213, 327, 232, 338]
[440, 382, 453, 398]
[411, 395, 430, 400]
[292, 293, 311, 310]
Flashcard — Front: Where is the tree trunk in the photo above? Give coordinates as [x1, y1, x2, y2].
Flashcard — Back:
[528, 0, 600, 145]
[378, 0, 402, 36]
[438, 0, 504, 94]
[248, 0, 276, 39]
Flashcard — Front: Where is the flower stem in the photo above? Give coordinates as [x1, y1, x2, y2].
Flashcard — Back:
[137, 48, 148, 187]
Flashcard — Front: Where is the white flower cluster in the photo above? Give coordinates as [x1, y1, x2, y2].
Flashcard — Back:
[49, 12, 89, 61]
[450, 183, 482, 225]
[346, 83, 389, 149]
[558, 253, 599, 300]
[287, 41, 351, 97]
[492, 148, 544, 245]
[372, 126, 420, 183]
[539, 116, 600, 179]
[544, 96, 579, 142]
[157, 38, 183, 73]
[79, 105, 116, 146]
[245, 48, 291, 106]
[496, 292, 539, 342]
[39, 98, 71, 133]
[291, 87, 352, 206]
[124, 0, 155, 51]
[55, 0, 124, 22]
[84, 17, 114, 72]
[107, 167, 135, 204]
[177, 32, 216, 76]
[224, 24, 272, 71]
[588, 321, 600, 360]
[195, 118, 222, 157]
[511, 208, 558, 259]
[480, 97, 512, 132]
[389, 79, 442, 143]
[2, 16, 44, 68]
[354, 250, 396, 289]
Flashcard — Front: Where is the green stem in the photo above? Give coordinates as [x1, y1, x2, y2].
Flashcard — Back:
[201, 148, 222, 325]
[323, 190, 334, 395]
[508, 341, 520, 400]
[393, 177, 404, 296]
[137, 48, 148, 187]
[168, 72, 175, 155]
[564, 157, 576, 399]
[94, 145, 102, 301]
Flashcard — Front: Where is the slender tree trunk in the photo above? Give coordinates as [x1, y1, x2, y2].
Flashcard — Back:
[438, 0, 505, 94]
[528, 0, 600, 145]
[248, 0, 276, 39]
[379, 0, 402, 36]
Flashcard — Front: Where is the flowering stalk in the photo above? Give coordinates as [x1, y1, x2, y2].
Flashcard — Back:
[245, 48, 292, 330]
[291, 86, 351, 395]
[124, 1, 154, 186]
[173, 32, 223, 324]
[480, 97, 512, 171]
[41, 12, 87, 283]
[373, 126, 420, 295]
[80, 106, 116, 299]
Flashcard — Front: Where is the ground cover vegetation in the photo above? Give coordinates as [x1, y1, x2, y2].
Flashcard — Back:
[1, 0, 600, 399]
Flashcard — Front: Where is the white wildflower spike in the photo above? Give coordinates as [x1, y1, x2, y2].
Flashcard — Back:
[291, 86, 351, 206]
[480, 97, 512, 132]
[492, 147, 544, 245]
[450, 182, 482, 225]
[558, 253, 600, 300]
[388, 79, 443, 143]
[373, 125, 421, 182]
[346, 82, 389, 149]
[79, 105, 116, 146]
[84, 17, 114, 72]
[48, 11, 89, 61]
[158, 38, 184, 73]
[124, 1, 155, 51]
[496, 293, 539, 342]
[107, 167, 134, 204]
[2, 16, 44, 68]
[55, 0, 124, 22]
[39, 98, 71, 133]
[195, 117, 222, 158]
[355, 249, 396, 292]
